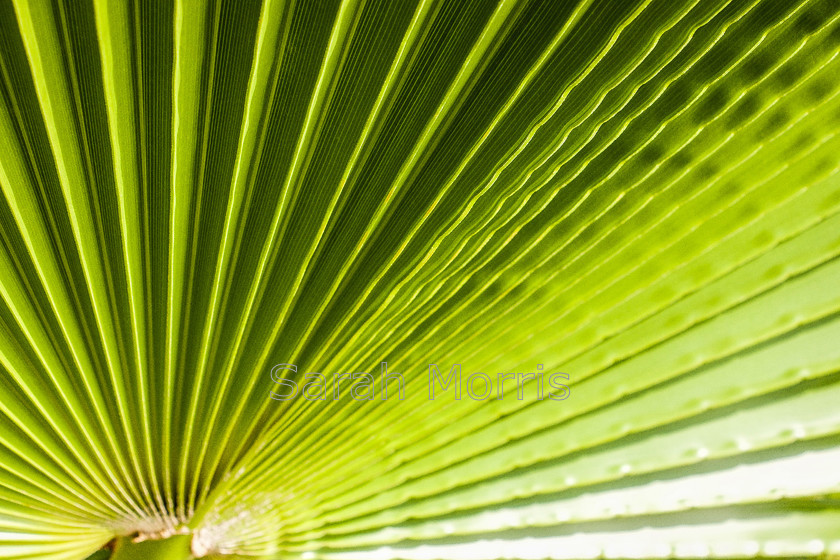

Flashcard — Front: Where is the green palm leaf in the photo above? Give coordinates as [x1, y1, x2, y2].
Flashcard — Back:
[1, 0, 839, 558]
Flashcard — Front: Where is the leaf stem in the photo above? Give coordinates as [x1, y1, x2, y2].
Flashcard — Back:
[109, 534, 194, 560]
